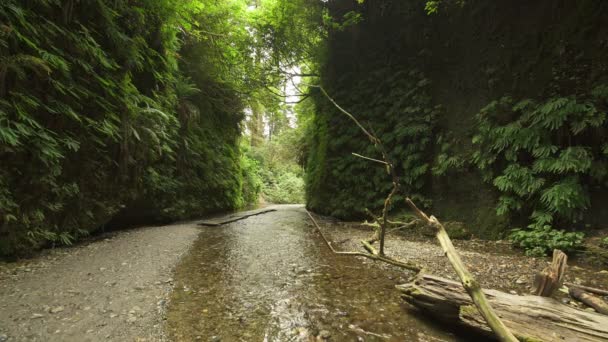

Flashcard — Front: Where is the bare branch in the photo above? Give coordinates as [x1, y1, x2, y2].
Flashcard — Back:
[405, 198, 518, 342]
[352, 153, 388, 165]
[304, 84, 379, 144]
[306, 210, 422, 272]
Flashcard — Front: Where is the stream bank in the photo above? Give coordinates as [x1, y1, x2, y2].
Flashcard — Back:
[1, 205, 606, 341]
[314, 215, 608, 307]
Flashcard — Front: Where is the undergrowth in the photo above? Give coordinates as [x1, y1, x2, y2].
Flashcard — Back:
[471, 86, 608, 254]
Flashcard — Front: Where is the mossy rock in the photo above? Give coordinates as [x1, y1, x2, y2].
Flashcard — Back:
[443, 221, 472, 240]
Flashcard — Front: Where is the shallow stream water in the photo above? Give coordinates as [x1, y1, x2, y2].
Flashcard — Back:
[166, 205, 461, 341]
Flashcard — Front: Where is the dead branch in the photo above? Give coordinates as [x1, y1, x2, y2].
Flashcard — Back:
[352, 152, 388, 165]
[565, 283, 608, 297]
[389, 219, 421, 233]
[316, 86, 378, 144]
[311, 85, 516, 341]
[569, 287, 608, 315]
[363, 209, 381, 243]
[405, 198, 518, 342]
[306, 210, 422, 272]
[314, 85, 399, 256]
[361, 240, 378, 255]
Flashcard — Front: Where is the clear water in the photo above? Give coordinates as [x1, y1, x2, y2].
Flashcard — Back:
[166, 205, 460, 341]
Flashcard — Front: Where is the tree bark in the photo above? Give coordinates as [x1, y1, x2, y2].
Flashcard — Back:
[398, 274, 608, 342]
[533, 249, 568, 296]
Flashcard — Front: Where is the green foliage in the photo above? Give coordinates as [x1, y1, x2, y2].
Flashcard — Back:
[239, 143, 263, 206]
[250, 127, 307, 204]
[0, 0, 259, 256]
[263, 172, 305, 204]
[306, 68, 440, 218]
[431, 135, 466, 176]
[601, 237, 608, 248]
[472, 90, 608, 232]
[424, 0, 466, 15]
[425, 1, 441, 15]
[509, 225, 584, 256]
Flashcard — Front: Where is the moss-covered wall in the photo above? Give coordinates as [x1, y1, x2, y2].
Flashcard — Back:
[306, 0, 608, 238]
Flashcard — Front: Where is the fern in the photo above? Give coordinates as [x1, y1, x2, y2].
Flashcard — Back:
[472, 86, 608, 245]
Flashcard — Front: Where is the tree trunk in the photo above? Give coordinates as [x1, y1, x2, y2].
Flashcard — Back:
[397, 274, 608, 342]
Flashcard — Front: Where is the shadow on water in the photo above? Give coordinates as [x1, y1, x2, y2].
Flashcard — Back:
[166, 205, 467, 341]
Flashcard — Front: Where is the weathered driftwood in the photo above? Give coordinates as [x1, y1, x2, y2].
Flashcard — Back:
[569, 287, 608, 315]
[397, 274, 608, 342]
[405, 198, 518, 342]
[534, 249, 568, 296]
[566, 283, 608, 297]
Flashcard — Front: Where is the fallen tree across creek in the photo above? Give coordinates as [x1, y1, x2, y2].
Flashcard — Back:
[397, 274, 608, 342]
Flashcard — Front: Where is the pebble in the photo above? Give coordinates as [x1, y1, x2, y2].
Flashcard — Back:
[50, 306, 64, 314]
[126, 316, 137, 323]
[318, 330, 331, 339]
[515, 276, 527, 285]
[210, 336, 221, 342]
[0, 333, 8, 342]
[31, 313, 44, 319]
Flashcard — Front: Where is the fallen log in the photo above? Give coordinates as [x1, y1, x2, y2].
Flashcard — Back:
[397, 274, 608, 342]
[569, 287, 608, 315]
